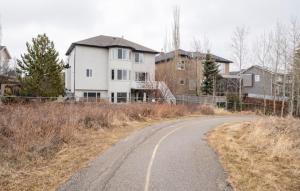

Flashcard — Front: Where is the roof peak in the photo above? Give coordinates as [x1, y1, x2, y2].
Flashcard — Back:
[156, 49, 232, 64]
[66, 35, 158, 55]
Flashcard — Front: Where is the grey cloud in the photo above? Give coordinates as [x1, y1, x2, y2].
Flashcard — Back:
[0, 0, 299, 67]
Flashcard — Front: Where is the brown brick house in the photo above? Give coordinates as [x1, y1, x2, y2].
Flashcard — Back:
[155, 49, 232, 96]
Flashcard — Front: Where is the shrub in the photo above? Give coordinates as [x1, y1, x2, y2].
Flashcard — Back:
[0, 103, 215, 164]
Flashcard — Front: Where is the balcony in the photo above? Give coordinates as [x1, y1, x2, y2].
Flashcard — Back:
[131, 81, 158, 90]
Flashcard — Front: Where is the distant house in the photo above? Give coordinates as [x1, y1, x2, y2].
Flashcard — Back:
[65, 35, 175, 103]
[0, 46, 19, 96]
[155, 49, 233, 96]
[241, 65, 290, 101]
[0, 46, 12, 74]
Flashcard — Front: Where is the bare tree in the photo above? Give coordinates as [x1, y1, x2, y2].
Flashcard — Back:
[192, 38, 202, 96]
[156, 6, 181, 98]
[231, 26, 249, 110]
[295, 48, 300, 116]
[281, 32, 289, 117]
[172, 6, 180, 51]
[253, 33, 272, 114]
[288, 17, 300, 116]
[270, 22, 285, 115]
[163, 29, 172, 53]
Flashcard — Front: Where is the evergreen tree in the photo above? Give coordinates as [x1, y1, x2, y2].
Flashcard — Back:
[201, 52, 220, 95]
[17, 34, 65, 97]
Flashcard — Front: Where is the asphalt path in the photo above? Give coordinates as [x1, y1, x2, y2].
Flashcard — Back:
[58, 115, 255, 191]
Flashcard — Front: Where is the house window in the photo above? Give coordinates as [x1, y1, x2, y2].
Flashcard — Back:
[135, 72, 148, 81]
[111, 70, 115, 80]
[111, 92, 115, 103]
[117, 92, 127, 103]
[134, 53, 144, 63]
[176, 61, 185, 70]
[86, 69, 92, 77]
[117, 69, 128, 80]
[117, 70, 122, 80]
[115, 48, 130, 60]
[83, 92, 100, 101]
[123, 70, 127, 80]
[255, 75, 260, 82]
[179, 79, 185, 85]
[118, 49, 123, 59]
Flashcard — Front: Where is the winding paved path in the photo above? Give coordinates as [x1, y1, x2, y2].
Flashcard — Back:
[58, 116, 255, 191]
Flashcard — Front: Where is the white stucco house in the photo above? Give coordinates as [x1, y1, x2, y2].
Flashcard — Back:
[65, 35, 175, 103]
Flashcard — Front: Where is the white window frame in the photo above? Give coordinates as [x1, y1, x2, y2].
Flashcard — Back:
[113, 48, 130, 60]
[83, 92, 101, 101]
[117, 92, 128, 103]
[176, 61, 185, 70]
[135, 72, 149, 82]
[116, 69, 129, 80]
[255, 75, 260, 82]
[134, 53, 144, 64]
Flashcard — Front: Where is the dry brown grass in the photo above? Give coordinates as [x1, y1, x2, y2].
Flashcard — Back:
[207, 117, 300, 191]
[0, 102, 215, 191]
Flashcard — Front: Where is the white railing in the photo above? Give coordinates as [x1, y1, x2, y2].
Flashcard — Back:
[131, 81, 176, 104]
[131, 81, 158, 90]
[157, 81, 176, 104]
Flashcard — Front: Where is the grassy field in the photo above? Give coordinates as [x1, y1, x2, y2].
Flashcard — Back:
[0, 102, 216, 191]
[207, 117, 300, 191]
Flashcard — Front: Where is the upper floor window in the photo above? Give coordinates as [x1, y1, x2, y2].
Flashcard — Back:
[117, 69, 128, 80]
[134, 53, 144, 63]
[113, 48, 130, 60]
[86, 69, 92, 77]
[255, 75, 260, 82]
[179, 79, 185, 85]
[176, 61, 185, 70]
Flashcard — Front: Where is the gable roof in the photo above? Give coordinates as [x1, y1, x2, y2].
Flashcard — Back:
[242, 65, 290, 76]
[242, 65, 271, 74]
[0, 46, 12, 59]
[155, 49, 233, 64]
[66, 35, 159, 55]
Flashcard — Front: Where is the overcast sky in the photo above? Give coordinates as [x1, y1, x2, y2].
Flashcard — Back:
[1, 0, 299, 70]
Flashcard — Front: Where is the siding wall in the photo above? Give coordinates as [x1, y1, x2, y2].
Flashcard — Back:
[155, 57, 203, 96]
[242, 67, 273, 96]
[65, 45, 156, 100]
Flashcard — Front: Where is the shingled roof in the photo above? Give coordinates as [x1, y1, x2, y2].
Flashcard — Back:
[66, 35, 158, 55]
[0, 46, 5, 51]
[155, 49, 233, 64]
